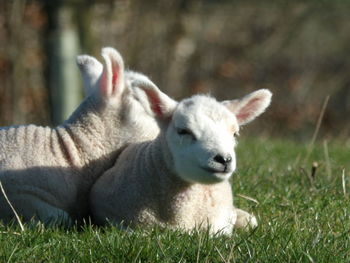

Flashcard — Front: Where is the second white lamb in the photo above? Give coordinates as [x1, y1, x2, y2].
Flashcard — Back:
[90, 84, 272, 235]
[0, 47, 160, 226]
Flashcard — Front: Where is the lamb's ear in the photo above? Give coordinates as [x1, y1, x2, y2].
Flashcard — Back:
[99, 47, 125, 102]
[223, 89, 272, 125]
[137, 82, 177, 119]
[76, 55, 103, 96]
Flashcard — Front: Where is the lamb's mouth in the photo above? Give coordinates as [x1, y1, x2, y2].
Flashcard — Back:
[202, 166, 227, 174]
[194, 166, 232, 184]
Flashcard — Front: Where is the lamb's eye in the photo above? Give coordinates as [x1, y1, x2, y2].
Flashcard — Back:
[177, 128, 192, 136]
[233, 132, 239, 138]
[176, 128, 196, 140]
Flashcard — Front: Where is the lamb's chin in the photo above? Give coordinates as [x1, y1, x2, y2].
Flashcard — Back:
[211, 171, 232, 181]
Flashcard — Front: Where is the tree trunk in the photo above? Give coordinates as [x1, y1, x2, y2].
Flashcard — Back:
[45, 1, 82, 125]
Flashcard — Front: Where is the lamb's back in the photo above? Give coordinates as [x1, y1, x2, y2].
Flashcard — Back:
[0, 124, 70, 169]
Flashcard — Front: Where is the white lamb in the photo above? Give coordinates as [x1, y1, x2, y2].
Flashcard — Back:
[90, 84, 272, 235]
[0, 47, 161, 226]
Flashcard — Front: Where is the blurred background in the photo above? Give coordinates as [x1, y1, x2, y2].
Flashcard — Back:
[0, 0, 349, 140]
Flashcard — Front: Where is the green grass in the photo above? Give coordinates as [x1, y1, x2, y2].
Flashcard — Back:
[1, 138, 349, 262]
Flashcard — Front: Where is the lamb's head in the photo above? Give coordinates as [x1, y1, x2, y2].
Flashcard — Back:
[168, 95, 240, 183]
[75, 47, 160, 145]
[140, 86, 272, 184]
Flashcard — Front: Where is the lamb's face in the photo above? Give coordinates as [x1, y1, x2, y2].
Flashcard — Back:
[167, 95, 239, 184]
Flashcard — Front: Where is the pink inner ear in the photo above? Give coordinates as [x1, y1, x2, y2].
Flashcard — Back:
[112, 71, 118, 87]
[236, 111, 250, 122]
[144, 89, 163, 116]
[236, 97, 260, 123]
[111, 62, 120, 95]
[150, 97, 163, 116]
[100, 71, 108, 96]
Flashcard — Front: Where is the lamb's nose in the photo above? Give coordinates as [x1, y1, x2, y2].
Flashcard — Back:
[214, 154, 232, 165]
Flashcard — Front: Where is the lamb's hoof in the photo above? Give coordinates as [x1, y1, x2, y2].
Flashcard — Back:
[234, 208, 258, 229]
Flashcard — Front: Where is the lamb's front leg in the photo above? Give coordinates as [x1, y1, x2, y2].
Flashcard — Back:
[234, 208, 258, 229]
[208, 207, 237, 235]
[209, 207, 257, 235]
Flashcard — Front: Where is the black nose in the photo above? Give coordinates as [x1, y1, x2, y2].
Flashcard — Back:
[214, 154, 232, 165]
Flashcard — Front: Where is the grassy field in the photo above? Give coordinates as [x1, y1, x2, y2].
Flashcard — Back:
[0, 138, 349, 262]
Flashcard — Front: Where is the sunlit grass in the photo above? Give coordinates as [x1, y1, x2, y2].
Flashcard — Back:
[0, 138, 349, 262]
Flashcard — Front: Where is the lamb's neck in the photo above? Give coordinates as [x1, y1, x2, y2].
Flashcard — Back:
[55, 98, 121, 178]
[146, 135, 174, 179]
[145, 134, 191, 200]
